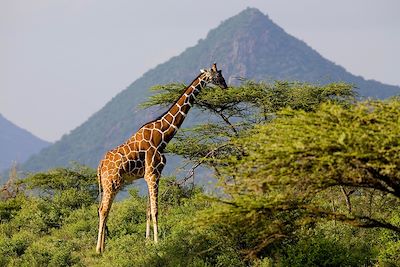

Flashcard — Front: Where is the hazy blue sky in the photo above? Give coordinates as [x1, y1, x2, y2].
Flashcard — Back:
[1, 0, 399, 142]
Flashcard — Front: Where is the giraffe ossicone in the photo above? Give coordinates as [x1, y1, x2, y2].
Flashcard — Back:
[96, 63, 227, 254]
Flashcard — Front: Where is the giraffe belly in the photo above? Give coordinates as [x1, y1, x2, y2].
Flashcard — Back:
[122, 172, 143, 183]
[121, 160, 145, 183]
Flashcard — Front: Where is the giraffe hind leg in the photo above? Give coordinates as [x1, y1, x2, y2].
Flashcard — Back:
[146, 195, 151, 239]
[96, 190, 115, 254]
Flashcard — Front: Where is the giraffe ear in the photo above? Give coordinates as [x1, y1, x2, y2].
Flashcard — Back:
[200, 69, 206, 73]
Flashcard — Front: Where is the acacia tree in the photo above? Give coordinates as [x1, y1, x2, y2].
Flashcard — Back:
[20, 164, 98, 214]
[210, 99, 400, 256]
[143, 81, 354, 166]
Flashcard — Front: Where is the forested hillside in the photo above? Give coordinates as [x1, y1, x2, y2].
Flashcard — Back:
[1, 81, 399, 266]
[20, 8, 400, 173]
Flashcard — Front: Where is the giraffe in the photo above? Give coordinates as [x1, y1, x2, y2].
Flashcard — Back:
[96, 63, 228, 253]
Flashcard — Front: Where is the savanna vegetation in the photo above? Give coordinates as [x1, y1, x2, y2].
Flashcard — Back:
[1, 81, 399, 266]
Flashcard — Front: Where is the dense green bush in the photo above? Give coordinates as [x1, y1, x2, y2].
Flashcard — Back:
[376, 211, 400, 266]
[97, 189, 243, 267]
[276, 222, 377, 266]
[1, 152, 399, 266]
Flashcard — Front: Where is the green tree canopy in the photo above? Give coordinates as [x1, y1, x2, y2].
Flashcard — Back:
[143, 81, 355, 163]
[22, 165, 97, 198]
[208, 99, 400, 256]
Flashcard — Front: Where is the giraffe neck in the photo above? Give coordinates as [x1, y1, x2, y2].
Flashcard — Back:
[158, 74, 207, 143]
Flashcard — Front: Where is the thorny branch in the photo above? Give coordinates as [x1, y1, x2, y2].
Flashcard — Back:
[160, 144, 230, 198]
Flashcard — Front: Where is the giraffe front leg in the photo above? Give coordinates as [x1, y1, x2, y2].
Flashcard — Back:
[145, 172, 160, 243]
[144, 150, 165, 243]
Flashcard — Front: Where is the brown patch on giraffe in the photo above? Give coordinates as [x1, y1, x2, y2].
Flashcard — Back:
[138, 151, 146, 161]
[103, 161, 114, 171]
[161, 118, 169, 127]
[143, 128, 151, 140]
[169, 105, 179, 115]
[111, 153, 121, 162]
[144, 123, 155, 129]
[136, 131, 143, 142]
[116, 145, 127, 155]
[180, 104, 190, 114]
[134, 142, 142, 154]
[122, 145, 131, 156]
[176, 96, 187, 106]
[153, 121, 162, 129]
[139, 140, 151, 151]
[151, 130, 163, 145]
[159, 119, 167, 129]
[100, 164, 107, 173]
[125, 143, 136, 156]
[164, 113, 174, 124]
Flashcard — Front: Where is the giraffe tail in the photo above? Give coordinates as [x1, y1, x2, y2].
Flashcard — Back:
[97, 162, 103, 216]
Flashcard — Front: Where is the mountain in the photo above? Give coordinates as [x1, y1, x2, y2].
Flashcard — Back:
[0, 114, 50, 175]
[21, 7, 400, 173]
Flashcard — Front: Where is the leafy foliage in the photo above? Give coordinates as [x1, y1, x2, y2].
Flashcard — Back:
[23, 164, 97, 198]
[0, 168, 246, 266]
[144, 81, 355, 166]
[275, 222, 378, 266]
[205, 99, 400, 257]
[1, 81, 399, 265]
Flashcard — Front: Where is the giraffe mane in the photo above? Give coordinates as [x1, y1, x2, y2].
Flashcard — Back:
[139, 72, 205, 129]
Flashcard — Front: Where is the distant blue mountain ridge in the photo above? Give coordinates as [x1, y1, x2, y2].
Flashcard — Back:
[0, 114, 50, 178]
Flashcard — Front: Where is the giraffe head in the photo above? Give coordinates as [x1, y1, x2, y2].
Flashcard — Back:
[200, 63, 228, 89]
